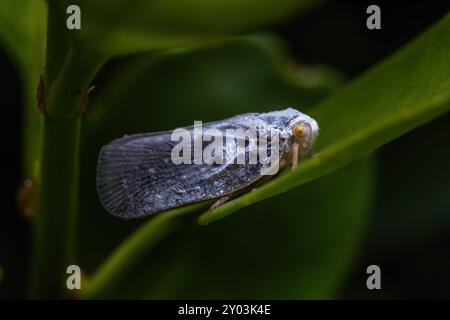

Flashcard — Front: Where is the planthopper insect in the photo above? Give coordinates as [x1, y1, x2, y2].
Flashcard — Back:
[97, 107, 319, 219]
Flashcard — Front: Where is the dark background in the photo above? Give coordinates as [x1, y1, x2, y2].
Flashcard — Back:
[2, 0, 450, 299]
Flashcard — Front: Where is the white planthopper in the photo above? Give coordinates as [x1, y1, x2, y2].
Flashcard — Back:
[97, 107, 319, 219]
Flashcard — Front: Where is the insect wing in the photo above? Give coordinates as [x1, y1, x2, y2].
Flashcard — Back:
[97, 121, 265, 219]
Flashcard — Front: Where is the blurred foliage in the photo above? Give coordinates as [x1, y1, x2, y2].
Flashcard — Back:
[0, 0, 449, 299]
[49, 0, 320, 56]
[0, 0, 46, 176]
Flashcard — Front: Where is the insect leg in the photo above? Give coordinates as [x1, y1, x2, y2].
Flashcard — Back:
[279, 158, 286, 170]
[210, 195, 234, 211]
[291, 143, 299, 170]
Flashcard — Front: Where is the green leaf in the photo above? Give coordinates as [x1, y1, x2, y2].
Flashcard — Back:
[51, 0, 320, 56]
[0, 0, 46, 175]
[198, 13, 450, 225]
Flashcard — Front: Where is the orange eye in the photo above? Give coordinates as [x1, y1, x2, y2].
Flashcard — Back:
[293, 125, 304, 137]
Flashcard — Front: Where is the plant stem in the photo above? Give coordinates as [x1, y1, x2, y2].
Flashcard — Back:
[29, 43, 103, 298]
[30, 116, 80, 298]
